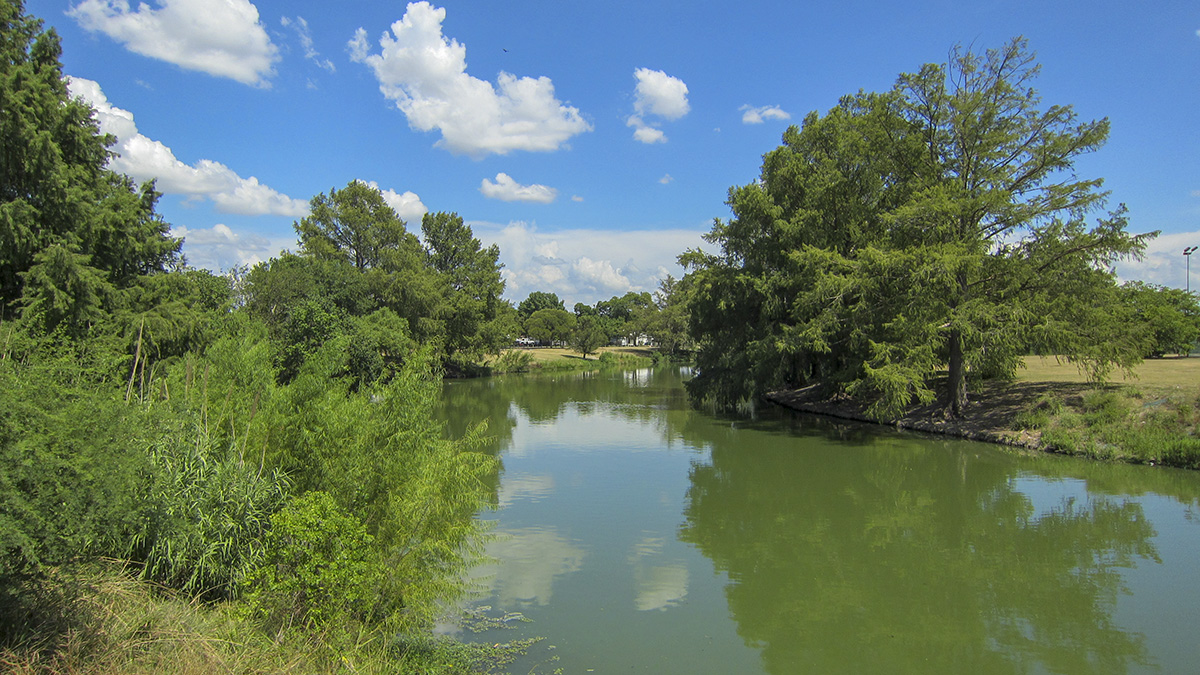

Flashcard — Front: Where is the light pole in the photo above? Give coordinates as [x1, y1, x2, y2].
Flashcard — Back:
[1187, 246, 1199, 295]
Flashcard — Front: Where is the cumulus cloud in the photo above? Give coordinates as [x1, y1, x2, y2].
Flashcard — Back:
[1114, 229, 1200, 289]
[658, 174, 674, 184]
[348, 1, 591, 157]
[469, 220, 711, 307]
[282, 15, 335, 73]
[627, 68, 689, 144]
[740, 104, 791, 124]
[171, 223, 292, 271]
[68, 0, 278, 87]
[631, 126, 666, 144]
[480, 173, 557, 203]
[361, 180, 427, 221]
[67, 76, 308, 216]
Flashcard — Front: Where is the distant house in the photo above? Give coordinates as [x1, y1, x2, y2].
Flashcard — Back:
[610, 334, 655, 347]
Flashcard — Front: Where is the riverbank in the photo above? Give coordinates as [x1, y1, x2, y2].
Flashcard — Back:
[766, 356, 1200, 468]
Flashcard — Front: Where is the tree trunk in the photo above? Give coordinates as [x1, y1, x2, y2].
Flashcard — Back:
[947, 328, 967, 417]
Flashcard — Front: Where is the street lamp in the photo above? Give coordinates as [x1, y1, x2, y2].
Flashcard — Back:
[1187, 246, 1199, 295]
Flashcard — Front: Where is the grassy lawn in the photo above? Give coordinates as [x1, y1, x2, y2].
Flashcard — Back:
[506, 345, 656, 364]
[1012, 355, 1200, 468]
[1019, 355, 1200, 392]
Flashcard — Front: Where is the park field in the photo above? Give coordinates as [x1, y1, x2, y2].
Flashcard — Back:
[1019, 355, 1200, 392]
[508, 345, 656, 364]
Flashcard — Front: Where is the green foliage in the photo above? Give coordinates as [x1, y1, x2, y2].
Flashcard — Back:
[1120, 281, 1200, 357]
[0, 353, 150, 578]
[1036, 387, 1200, 468]
[491, 348, 535, 373]
[517, 290, 564, 319]
[570, 315, 607, 358]
[422, 211, 510, 363]
[241, 491, 381, 631]
[682, 38, 1151, 417]
[0, 1, 179, 320]
[0, 3, 513, 668]
[296, 180, 419, 272]
[524, 307, 575, 344]
[129, 417, 290, 600]
[644, 275, 692, 356]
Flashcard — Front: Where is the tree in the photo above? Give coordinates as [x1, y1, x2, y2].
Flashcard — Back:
[517, 291, 565, 320]
[0, 1, 179, 325]
[644, 275, 692, 356]
[421, 211, 509, 362]
[524, 307, 575, 345]
[569, 315, 607, 359]
[596, 291, 653, 344]
[683, 38, 1151, 417]
[295, 181, 420, 272]
[1121, 282, 1200, 357]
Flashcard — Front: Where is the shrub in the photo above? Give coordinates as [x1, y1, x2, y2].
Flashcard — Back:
[240, 491, 381, 632]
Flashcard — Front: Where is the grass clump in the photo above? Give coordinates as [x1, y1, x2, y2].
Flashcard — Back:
[0, 563, 527, 675]
[1024, 386, 1200, 468]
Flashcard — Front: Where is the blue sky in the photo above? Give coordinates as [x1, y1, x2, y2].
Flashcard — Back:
[27, 0, 1200, 307]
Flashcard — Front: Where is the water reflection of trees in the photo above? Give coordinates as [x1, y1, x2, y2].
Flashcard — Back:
[677, 431, 1162, 674]
[439, 366, 1200, 673]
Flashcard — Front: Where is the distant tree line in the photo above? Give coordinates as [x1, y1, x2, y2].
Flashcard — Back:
[513, 279, 692, 359]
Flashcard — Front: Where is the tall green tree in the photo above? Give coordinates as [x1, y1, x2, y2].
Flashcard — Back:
[421, 211, 509, 362]
[517, 291, 565, 320]
[524, 307, 575, 345]
[0, 1, 179, 327]
[684, 38, 1152, 417]
[295, 181, 420, 272]
[644, 275, 691, 356]
[570, 315, 607, 359]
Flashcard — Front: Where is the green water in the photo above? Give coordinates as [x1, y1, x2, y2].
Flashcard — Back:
[437, 367, 1200, 674]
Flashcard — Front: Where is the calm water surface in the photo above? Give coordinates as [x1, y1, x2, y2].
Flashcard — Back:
[436, 367, 1200, 674]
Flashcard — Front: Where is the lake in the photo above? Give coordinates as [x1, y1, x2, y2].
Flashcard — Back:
[436, 366, 1200, 674]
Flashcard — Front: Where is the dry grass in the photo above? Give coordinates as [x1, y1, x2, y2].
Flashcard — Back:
[1018, 355, 1200, 392]
[505, 345, 655, 364]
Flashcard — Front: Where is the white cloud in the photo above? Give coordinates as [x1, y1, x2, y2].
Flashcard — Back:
[349, 2, 591, 158]
[362, 180, 427, 222]
[171, 223, 292, 271]
[630, 123, 666, 144]
[659, 173, 674, 184]
[571, 195, 584, 203]
[470, 220, 712, 307]
[627, 68, 689, 144]
[632, 68, 690, 120]
[1114, 229, 1200, 289]
[480, 173, 557, 203]
[282, 15, 335, 73]
[67, 76, 308, 216]
[740, 104, 791, 124]
[68, 0, 278, 87]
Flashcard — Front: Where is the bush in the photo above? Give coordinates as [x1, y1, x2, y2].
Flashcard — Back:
[240, 491, 381, 632]
[491, 349, 534, 374]
[0, 356, 151, 580]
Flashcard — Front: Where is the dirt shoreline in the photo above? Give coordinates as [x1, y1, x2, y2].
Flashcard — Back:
[764, 379, 1095, 451]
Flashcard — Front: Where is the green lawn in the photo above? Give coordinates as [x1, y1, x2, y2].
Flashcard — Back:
[1019, 355, 1200, 392]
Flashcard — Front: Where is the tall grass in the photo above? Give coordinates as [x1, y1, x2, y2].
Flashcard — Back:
[1024, 386, 1200, 468]
[0, 563, 526, 675]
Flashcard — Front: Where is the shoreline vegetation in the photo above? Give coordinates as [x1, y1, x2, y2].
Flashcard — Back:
[502, 348, 1200, 470]
[765, 355, 1200, 469]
